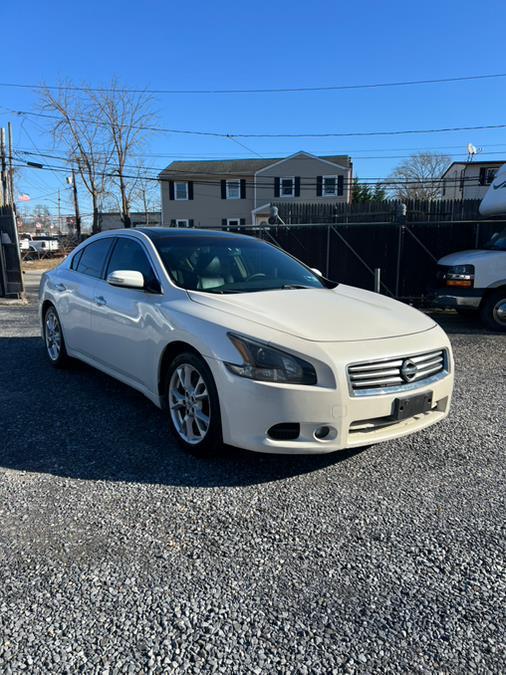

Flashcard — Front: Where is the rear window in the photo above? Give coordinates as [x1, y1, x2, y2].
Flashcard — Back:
[75, 239, 113, 278]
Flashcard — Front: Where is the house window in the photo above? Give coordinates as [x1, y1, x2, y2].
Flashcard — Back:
[227, 218, 241, 227]
[322, 175, 337, 196]
[174, 182, 188, 200]
[176, 219, 189, 228]
[226, 180, 240, 199]
[480, 167, 497, 186]
[280, 177, 294, 197]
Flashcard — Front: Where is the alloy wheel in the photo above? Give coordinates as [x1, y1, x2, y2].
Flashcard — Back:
[45, 308, 62, 361]
[168, 363, 211, 444]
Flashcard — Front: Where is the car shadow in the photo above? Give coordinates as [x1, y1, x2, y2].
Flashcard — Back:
[0, 338, 364, 488]
[427, 310, 499, 336]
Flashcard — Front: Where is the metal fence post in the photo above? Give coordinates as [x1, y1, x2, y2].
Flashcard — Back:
[374, 268, 381, 293]
[395, 203, 407, 298]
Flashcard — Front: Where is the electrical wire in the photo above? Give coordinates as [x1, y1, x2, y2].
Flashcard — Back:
[1, 72, 506, 95]
[5, 107, 506, 139]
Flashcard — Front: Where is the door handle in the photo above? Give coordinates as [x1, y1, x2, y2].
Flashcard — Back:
[94, 296, 107, 307]
[54, 283, 66, 292]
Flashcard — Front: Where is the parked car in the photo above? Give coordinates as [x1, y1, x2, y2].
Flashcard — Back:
[433, 227, 506, 331]
[39, 228, 454, 455]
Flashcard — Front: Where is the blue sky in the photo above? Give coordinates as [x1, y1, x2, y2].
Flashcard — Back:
[3, 0, 506, 221]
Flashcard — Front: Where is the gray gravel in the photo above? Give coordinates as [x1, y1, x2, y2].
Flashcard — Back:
[0, 271, 504, 673]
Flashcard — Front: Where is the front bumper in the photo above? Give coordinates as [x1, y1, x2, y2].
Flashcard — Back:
[430, 288, 483, 310]
[207, 329, 454, 455]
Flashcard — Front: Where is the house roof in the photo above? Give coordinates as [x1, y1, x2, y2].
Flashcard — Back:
[159, 152, 352, 177]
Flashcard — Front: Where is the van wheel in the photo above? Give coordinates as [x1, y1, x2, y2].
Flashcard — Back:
[44, 305, 70, 367]
[481, 290, 506, 332]
[166, 352, 222, 454]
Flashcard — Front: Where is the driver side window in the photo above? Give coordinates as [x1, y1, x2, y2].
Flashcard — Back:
[106, 238, 158, 289]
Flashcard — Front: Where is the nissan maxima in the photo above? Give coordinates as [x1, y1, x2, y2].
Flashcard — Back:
[39, 228, 454, 454]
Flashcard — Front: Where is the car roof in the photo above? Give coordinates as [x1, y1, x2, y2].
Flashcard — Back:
[136, 227, 254, 243]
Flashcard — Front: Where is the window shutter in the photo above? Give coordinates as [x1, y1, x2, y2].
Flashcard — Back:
[316, 176, 322, 197]
[169, 181, 175, 200]
[479, 167, 487, 186]
[240, 218, 246, 226]
[189, 219, 194, 228]
[222, 218, 227, 227]
[188, 181, 194, 200]
[337, 175, 344, 196]
[294, 176, 300, 197]
[240, 179, 246, 199]
[221, 180, 227, 199]
[274, 177, 280, 198]
[170, 219, 176, 227]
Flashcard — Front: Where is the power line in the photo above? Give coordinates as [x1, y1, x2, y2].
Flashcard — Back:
[1, 72, 506, 95]
[14, 159, 484, 188]
[5, 107, 506, 139]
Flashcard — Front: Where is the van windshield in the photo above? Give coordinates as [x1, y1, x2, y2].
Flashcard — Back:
[483, 228, 506, 251]
[153, 235, 336, 294]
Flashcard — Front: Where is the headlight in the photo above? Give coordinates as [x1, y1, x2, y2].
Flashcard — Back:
[445, 264, 474, 288]
[225, 334, 317, 385]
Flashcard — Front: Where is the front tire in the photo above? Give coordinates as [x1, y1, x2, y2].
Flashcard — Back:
[166, 352, 222, 454]
[480, 290, 506, 332]
[43, 305, 70, 368]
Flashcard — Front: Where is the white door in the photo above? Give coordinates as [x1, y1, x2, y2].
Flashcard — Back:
[90, 237, 163, 392]
[56, 237, 114, 357]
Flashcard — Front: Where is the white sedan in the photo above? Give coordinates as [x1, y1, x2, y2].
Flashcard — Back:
[39, 228, 454, 455]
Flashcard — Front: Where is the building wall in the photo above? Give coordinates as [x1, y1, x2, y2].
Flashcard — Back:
[160, 154, 352, 227]
[100, 212, 161, 230]
[442, 163, 503, 200]
[255, 155, 351, 208]
[160, 174, 253, 228]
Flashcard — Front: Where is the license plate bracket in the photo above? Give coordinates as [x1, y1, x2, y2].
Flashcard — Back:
[393, 392, 433, 421]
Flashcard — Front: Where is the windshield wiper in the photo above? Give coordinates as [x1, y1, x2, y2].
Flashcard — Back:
[281, 284, 316, 289]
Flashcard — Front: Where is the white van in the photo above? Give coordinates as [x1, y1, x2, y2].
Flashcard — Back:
[433, 165, 506, 332]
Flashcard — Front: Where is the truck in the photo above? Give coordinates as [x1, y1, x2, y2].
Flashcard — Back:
[433, 164, 506, 332]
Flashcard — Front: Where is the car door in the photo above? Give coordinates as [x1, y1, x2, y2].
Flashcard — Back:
[55, 237, 114, 357]
[90, 236, 163, 392]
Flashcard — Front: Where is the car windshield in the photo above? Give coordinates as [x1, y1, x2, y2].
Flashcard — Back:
[483, 228, 506, 251]
[153, 235, 335, 293]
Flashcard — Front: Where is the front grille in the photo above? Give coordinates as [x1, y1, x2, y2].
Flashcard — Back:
[348, 349, 447, 396]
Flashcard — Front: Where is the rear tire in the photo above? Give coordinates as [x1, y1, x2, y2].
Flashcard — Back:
[480, 290, 506, 332]
[43, 305, 70, 368]
[166, 352, 222, 455]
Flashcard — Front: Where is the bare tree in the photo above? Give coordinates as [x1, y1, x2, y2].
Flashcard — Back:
[91, 81, 156, 228]
[41, 84, 112, 233]
[387, 152, 451, 200]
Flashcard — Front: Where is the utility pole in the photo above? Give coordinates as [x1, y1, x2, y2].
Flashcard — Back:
[70, 169, 81, 239]
[0, 128, 8, 206]
[7, 123, 15, 207]
[57, 189, 61, 233]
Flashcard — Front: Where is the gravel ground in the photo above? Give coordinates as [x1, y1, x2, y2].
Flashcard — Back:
[0, 271, 504, 674]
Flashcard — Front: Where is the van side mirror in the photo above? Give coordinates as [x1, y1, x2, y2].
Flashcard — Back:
[310, 267, 323, 277]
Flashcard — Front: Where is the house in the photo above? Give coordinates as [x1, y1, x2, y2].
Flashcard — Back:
[99, 211, 161, 231]
[440, 160, 504, 200]
[159, 151, 353, 228]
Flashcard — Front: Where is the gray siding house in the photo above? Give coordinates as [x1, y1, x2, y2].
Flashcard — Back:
[159, 151, 352, 228]
[441, 160, 504, 200]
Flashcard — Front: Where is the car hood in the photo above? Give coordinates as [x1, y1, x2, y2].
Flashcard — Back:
[187, 284, 435, 342]
[439, 249, 505, 265]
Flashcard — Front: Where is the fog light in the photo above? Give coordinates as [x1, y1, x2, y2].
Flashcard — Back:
[314, 425, 330, 440]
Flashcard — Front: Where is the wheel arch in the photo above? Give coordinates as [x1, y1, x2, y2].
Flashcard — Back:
[158, 340, 205, 400]
[480, 283, 506, 307]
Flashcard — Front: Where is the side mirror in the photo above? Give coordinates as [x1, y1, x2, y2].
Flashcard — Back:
[310, 267, 323, 277]
[107, 270, 145, 289]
